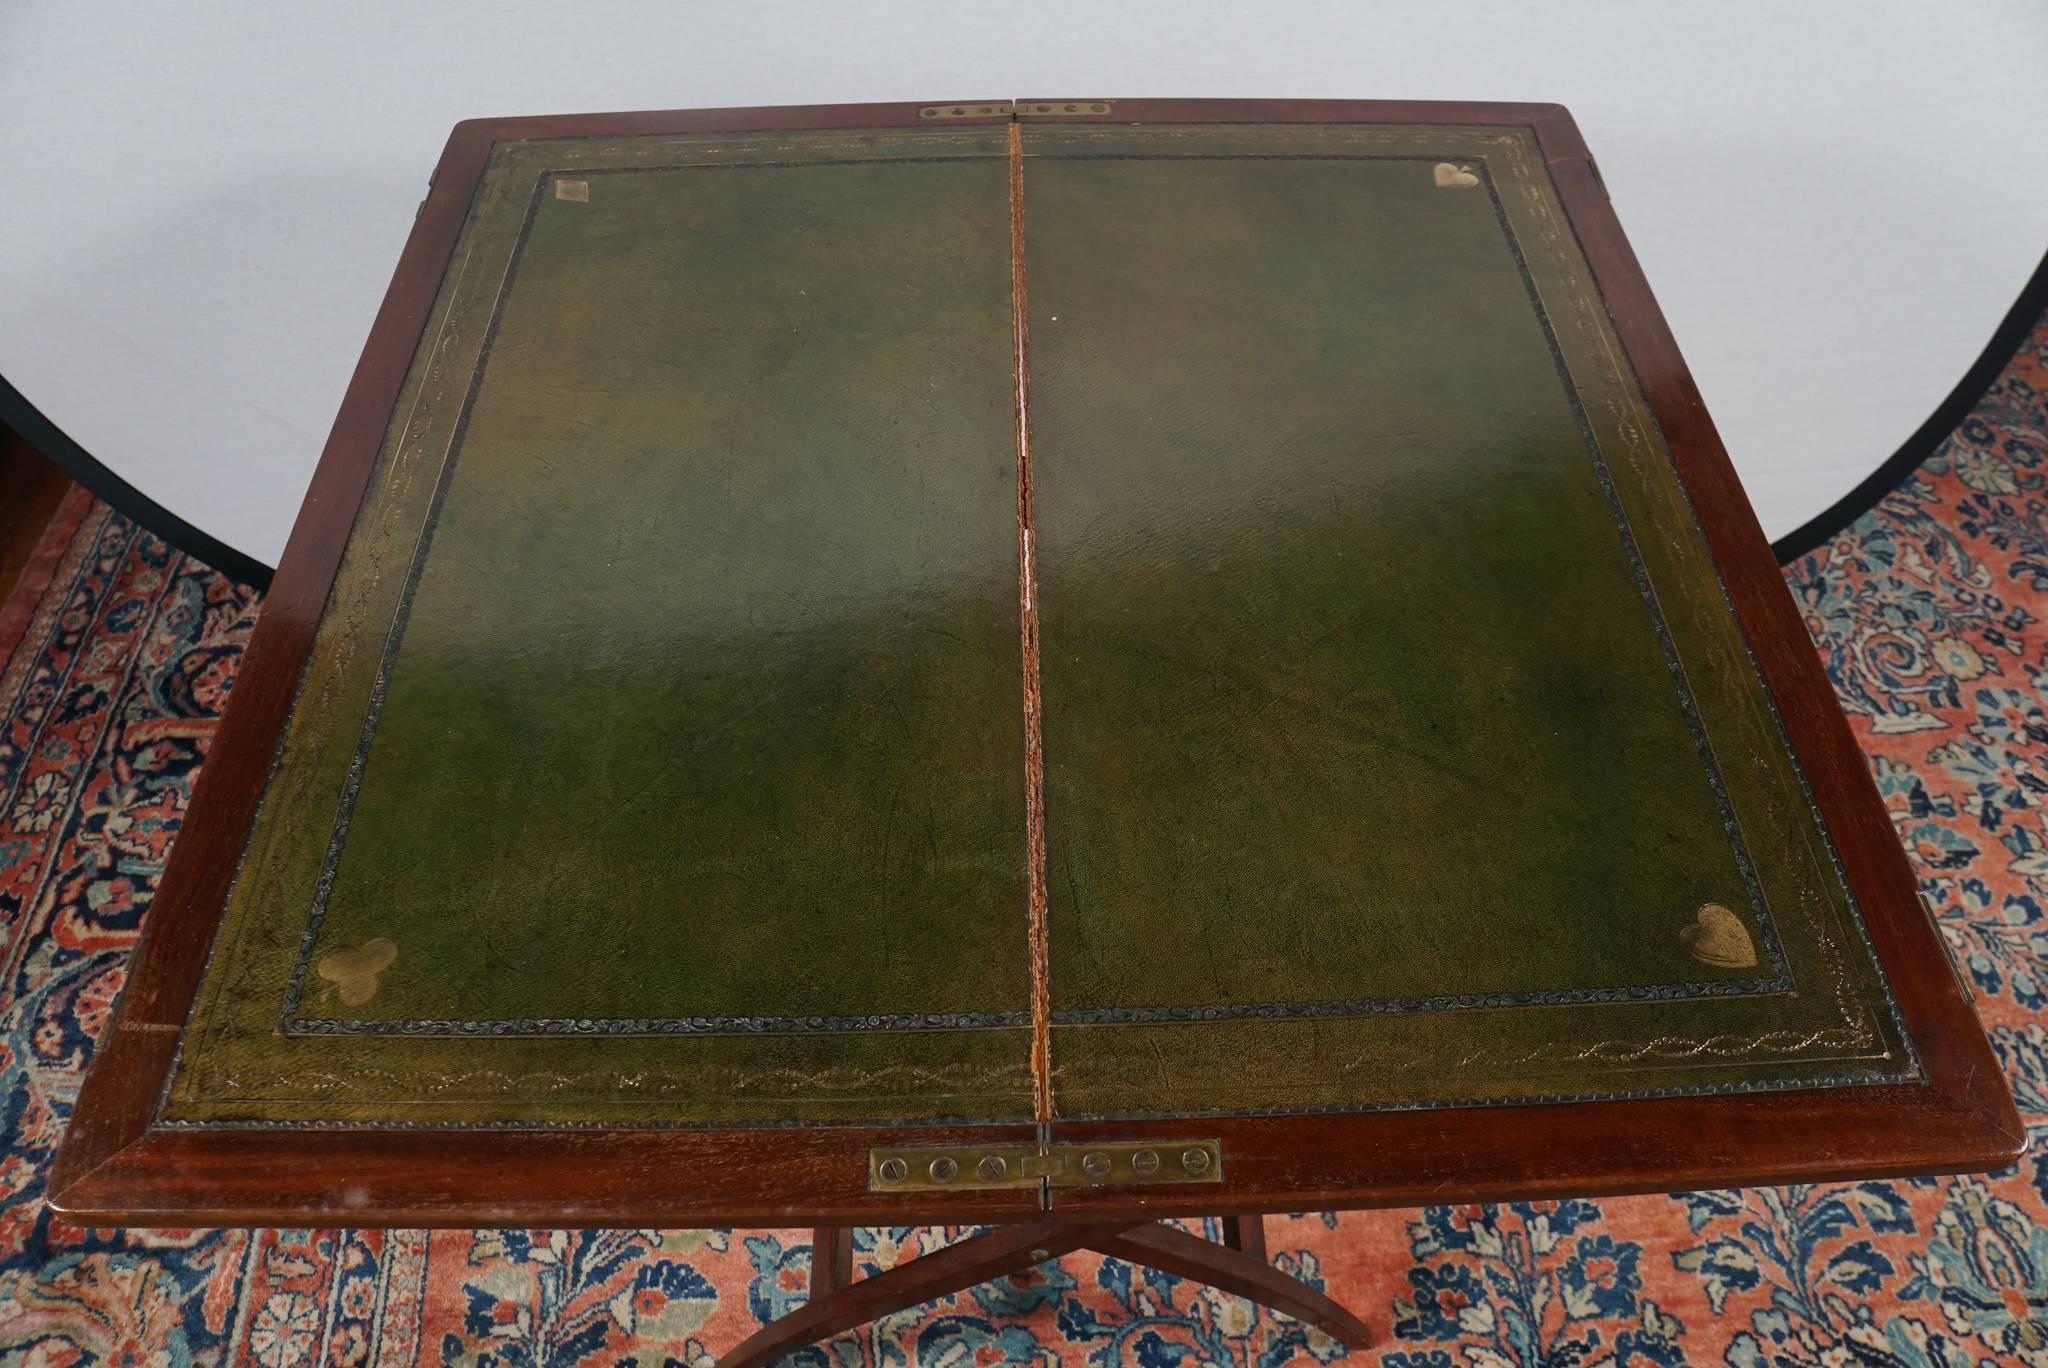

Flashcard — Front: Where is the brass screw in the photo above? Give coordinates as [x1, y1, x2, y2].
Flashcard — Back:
[930, 1156, 959, 1182]
[1029, 1247, 1051, 1262]
[1131, 1149, 1160, 1175]
[878, 1157, 908, 1182]
[1181, 1147, 1212, 1175]
[1081, 1151, 1112, 1177]
[978, 1154, 1008, 1180]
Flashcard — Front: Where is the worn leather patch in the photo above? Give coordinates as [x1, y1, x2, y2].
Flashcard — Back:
[162, 122, 1910, 1128]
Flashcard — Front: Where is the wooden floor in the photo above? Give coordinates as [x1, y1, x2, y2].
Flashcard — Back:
[0, 424, 74, 607]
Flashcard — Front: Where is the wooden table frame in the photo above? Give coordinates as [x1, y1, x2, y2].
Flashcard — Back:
[48, 97, 2022, 1361]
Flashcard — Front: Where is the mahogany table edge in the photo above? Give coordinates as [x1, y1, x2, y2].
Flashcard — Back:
[47, 97, 2025, 1236]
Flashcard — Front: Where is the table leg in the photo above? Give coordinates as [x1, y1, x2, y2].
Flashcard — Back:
[1087, 1222, 1371, 1349]
[809, 1225, 853, 1297]
[719, 1217, 1370, 1366]
[1222, 1213, 1267, 1262]
[720, 1219, 1134, 1368]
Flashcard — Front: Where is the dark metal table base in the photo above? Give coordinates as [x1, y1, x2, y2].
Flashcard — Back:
[718, 1216, 1374, 1366]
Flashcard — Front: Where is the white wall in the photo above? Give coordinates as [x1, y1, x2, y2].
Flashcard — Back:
[2, 1, 2044, 566]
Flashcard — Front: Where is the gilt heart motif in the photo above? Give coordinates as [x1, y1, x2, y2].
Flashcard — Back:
[316, 937, 398, 1006]
[1680, 903, 1758, 969]
[1433, 162, 1480, 189]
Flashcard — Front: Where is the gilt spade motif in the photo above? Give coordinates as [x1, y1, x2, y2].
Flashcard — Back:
[315, 937, 398, 1006]
[1681, 903, 1758, 969]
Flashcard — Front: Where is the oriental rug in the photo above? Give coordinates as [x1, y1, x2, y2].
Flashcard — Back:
[4, 314, 2048, 1363]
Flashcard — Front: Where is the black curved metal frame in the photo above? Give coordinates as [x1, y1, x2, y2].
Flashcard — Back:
[0, 375, 273, 589]
[1772, 248, 2048, 564]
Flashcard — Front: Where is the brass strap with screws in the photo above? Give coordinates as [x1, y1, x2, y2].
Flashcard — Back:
[919, 100, 1113, 120]
[868, 1139, 1221, 1192]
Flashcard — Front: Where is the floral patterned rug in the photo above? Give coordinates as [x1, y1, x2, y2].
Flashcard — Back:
[4, 315, 2048, 1366]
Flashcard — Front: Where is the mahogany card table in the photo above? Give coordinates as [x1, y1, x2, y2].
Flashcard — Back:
[51, 99, 2021, 1363]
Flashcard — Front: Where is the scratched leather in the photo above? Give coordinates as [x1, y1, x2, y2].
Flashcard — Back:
[315, 156, 1032, 1025]
[166, 133, 1040, 1126]
[1018, 126, 1908, 1115]
[1025, 148, 1763, 1006]
[165, 125, 1909, 1128]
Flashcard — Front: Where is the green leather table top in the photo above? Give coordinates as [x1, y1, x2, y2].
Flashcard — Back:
[162, 121, 1912, 1128]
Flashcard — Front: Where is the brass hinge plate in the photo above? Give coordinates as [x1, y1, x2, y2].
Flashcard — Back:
[869, 1138, 1221, 1192]
[919, 100, 1114, 121]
